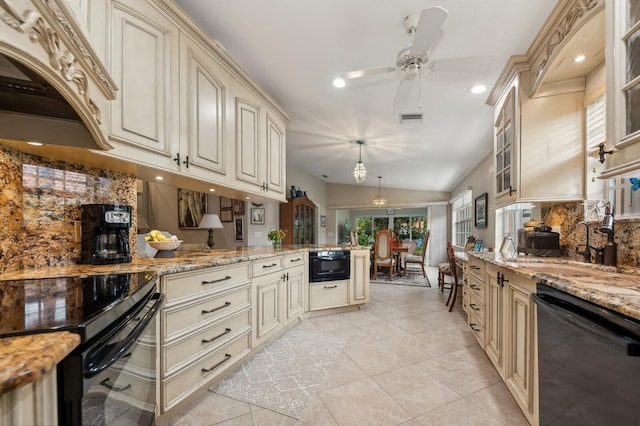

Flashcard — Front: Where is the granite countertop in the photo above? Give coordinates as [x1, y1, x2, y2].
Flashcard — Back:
[0, 244, 368, 395]
[468, 252, 640, 322]
[0, 332, 80, 394]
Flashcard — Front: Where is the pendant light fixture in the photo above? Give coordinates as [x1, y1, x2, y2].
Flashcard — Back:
[353, 139, 367, 184]
[373, 176, 388, 207]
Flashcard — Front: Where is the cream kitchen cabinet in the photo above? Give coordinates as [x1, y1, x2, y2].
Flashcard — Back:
[0, 369, 58, 426]
[159, 264, 252, 415]
[252, 256, 284, 347]
[490, 72, 585, 207]
[349, 249, 370, 305]
[466, 257, 486, 348]
[283, 253, 307, 326]
[475, 261, 537, 425]
[232, 77, 286, 198]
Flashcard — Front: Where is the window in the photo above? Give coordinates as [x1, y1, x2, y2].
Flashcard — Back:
[452, 191, 472, 247]
[356, 213, 427, 245]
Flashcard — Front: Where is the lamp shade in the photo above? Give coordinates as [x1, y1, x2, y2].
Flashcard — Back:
[198, 214, 223, 229]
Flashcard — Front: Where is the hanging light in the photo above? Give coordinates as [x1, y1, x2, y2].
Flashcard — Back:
[353, 140, 367, 183]
[372, 176, 388, 207]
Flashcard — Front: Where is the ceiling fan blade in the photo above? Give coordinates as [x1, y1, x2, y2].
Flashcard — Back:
[392, 78, 415, 106]
[411, 7, 448, 54]
[342, 66, 397, 80]
[430, 56, 493, 73]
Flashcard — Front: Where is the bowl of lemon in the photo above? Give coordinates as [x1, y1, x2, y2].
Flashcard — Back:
[144, 230, 182, 257]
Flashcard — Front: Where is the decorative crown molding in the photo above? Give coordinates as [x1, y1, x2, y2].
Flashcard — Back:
[0, 0, 101, 123]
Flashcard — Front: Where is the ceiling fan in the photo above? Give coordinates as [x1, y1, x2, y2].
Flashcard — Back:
[339, 7, 492, 107]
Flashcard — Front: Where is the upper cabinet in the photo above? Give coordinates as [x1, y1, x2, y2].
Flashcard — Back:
[488, 0, 604, 207]
[87, 0, 288, 200]
[605, 0, 640, 175]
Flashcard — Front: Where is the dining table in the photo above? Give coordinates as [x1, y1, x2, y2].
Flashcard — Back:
[392, 246, 409, 276]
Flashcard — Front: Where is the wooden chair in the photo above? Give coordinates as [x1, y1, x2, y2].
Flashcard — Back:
[404, 230, 430, 278]
[373, 229, 395, 280]
[445, 242, 463, 311]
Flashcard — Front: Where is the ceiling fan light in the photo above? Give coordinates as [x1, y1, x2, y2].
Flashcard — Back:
[332, 77, 346, 88]
[353, 162, 367, 183]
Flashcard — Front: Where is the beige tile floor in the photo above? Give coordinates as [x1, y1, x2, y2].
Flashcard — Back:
[166, 268, 529, 426]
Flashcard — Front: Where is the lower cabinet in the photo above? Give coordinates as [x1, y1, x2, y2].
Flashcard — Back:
[0, 368, 58, 425]
[349, 249, 370, 305]
[474, 262, 537, 425]
[253, 274, 283, 346]
[310, 280, 350, 311]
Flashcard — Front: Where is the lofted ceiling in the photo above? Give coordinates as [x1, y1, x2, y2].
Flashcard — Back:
[174, 0, 562, 192]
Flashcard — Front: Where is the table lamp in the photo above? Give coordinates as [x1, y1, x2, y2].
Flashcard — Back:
[198, 213, 224, 248]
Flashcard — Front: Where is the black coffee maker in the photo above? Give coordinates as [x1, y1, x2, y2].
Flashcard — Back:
[79, 204, 132, 264]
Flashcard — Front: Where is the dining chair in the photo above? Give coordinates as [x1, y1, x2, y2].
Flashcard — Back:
[373, 229, 395, 280]
[445, 242, 463, 311]
[404, 230, 430, 278]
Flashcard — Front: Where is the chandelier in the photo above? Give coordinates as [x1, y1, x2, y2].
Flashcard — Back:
[373, 176, 388, 207]
[353, 140, 367, 183]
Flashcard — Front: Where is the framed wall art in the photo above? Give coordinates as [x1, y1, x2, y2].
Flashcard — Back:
[178, 188, 207, 229]
[320, 215, 326, 227]
[233, 199, 245, 216]
[475, 192, 488, 228]
[235, 217, 244, 241]
[220, 209, 233, 223]
[251, 207, 265, 225]
[220, 197, 232, 209]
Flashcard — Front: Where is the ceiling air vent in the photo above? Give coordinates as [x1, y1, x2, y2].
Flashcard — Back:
[399, 113, 423, 124]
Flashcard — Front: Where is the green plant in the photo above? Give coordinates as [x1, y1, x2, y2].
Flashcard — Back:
[267, 228, 286, 242]
[358, 233, 369, 246]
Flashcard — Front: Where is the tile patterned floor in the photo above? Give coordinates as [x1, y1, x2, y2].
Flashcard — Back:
[165, 267, 529, 426]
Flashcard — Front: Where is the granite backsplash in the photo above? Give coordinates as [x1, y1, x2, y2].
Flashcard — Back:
[0, 144, 137, 273]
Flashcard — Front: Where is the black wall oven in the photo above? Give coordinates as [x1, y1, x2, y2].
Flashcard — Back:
[309, 250, 350, 282]
[0, 271, 162, 426]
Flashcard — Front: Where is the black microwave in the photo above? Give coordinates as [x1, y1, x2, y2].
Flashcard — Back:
[309, 250, 350, 282]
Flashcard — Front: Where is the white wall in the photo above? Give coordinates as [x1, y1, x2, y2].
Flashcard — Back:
[450, 151, 495, 249]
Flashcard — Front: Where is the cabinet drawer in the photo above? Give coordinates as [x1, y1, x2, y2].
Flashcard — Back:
[162, 263, 250, 303]
[282, 252, 306, 268]
[468, 274, 485, 302]
[163, 284, 251, 340]
[252, 256, 283, 277]
[163, 308, 251, 375]
[468, 312, 485, 349]
[309, 280, 349, 311]
[468, 257, 485, 281]
[467, 292, 485, 326]
[162, 332, 251, 412]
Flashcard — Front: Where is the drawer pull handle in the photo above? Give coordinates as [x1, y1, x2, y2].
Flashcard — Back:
[290, 258, 302, 262]
[202, 301, 231, 314]
[471, 265, 480, 270]
[100, 378, 130, 392]
[202, 276, 232, 285]
[324, 285, 338, 289]
[469, 323, 480, 332]
[470, 304, 480, 311]
[201, 353, 232, 373]
[202, 328, 232, 344]
[263, 263, 278, 269]
[470, 284, 480, 290]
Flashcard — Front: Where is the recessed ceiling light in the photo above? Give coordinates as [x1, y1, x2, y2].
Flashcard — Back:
[245, 196, 250, 200]
[209, 188, 216, 192]
[26, 141, 43, 146]
[574, 54, 586, 63]
[154, 176, 164, 181]
[470, 84, 487, 94]
[332, 77, 345, 88]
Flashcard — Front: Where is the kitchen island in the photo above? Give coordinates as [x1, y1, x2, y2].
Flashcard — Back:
[0, 244, 369, 423]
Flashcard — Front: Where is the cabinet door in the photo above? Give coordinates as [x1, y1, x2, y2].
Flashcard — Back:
[505, 282, 534, 421]
[266, 113, 285, 195]
[485, 267, 504, 377]
[109, 1, 179, 163]
[349, 249, 370, 305]
[180, 34, 228, 178]
[254, 275, 282, 345]
[285, 266, 305, 324]
[494, 86, 516, 205]
[235, 96, 260, 186]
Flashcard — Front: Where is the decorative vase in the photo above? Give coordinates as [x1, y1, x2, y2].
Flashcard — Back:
[272, 240, 282, 249]
[290, 185, 296, 198]
[295, 188, 303, 197]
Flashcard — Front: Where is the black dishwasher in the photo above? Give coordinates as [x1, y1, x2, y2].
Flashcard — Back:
[532, 283, 640, 425]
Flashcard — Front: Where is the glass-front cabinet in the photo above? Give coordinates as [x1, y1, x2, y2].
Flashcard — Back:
[606, 0, 640, 171]
[280, 196, 315, 245]
[495, 87, 515, 200]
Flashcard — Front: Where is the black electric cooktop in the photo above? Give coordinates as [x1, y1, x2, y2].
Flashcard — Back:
[0, 272, 156, 342]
